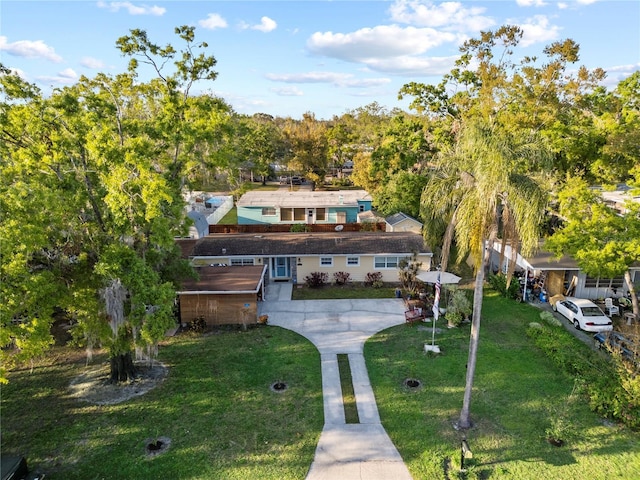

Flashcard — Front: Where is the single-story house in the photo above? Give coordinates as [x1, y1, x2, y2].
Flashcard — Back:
[178, 231, 432, 284]
[177, 265, 267, 326]
[490, 241, 640, 300]
[385, 212, 423, 233]
[236, 190, 373, 225]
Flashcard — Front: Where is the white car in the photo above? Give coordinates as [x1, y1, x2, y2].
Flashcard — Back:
[553, 297, 613, 332]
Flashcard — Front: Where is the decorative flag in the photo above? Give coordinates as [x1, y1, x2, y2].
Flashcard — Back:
[432, 272, 441, 320]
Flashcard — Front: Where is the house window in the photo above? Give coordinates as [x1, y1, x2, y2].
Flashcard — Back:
[281, 207, 306, 221]
[347, 256, 360, 266]
[294, 208, 306, 221]
[230, 258, 254, 266]
[584, 276, 598, 288]
[262, 207, 276, 216]
[584, 276, 625, 289]
[320, 257, 333, 267]
[280, 208, 292, 221]
[375, 256, 405, 268]
[359, 204, 365, 212]
[316, 208, 326, 221]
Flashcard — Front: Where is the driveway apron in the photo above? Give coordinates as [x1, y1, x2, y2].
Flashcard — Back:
[259, 283, 413, 480]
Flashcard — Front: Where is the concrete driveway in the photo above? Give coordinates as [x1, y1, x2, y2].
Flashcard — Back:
[258, 283, 414, 480]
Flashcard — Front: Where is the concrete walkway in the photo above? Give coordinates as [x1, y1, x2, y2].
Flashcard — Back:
[259, 282, 413, 480]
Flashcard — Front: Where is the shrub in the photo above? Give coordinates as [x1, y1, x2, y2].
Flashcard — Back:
[445, 287, 472, 327]
[487, 273, 521, 299]
[526, 323, 640, 430]
[398, 252, 422, 295]
[304, 272, 328, 288]
[189, 316, 207, 332]
[333, 271, 350, 285]
[359, 222, 378, 232]
[539, 311, 562, 327]
[290, 223, 310, 232]
[364, 271, 383, 288]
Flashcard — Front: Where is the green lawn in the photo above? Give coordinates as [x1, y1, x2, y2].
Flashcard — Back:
[365, 291, 640, 479]
[3, 291, 639, 479]
[1, 327, 323, 480]
[218, 206, 238, 224]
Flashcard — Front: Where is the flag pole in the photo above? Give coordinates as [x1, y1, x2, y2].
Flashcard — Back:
[425, 270, 441, 353]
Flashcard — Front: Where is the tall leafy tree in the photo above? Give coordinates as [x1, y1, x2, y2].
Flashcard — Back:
[0, 25, 218, 383]
[591, 72, 640, 184]
[399, 25, 606, 179]
[235, 114, 285, 185]
[281, 112, 329, 184]
[421, 119, 550, 429]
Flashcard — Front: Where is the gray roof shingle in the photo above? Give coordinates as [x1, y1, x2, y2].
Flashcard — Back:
[182, 232, 431, 257]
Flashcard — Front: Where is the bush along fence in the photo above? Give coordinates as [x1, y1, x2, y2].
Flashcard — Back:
[526, 317, 640, 430]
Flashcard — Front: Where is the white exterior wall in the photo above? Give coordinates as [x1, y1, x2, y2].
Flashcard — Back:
[296, 254, 432, 283]
[387, 219, 422, 233]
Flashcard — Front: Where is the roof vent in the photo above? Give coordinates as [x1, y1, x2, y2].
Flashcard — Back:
[222, 248, 227, 254]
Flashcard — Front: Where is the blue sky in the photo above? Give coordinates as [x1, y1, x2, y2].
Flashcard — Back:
[1, 1, 639, 119]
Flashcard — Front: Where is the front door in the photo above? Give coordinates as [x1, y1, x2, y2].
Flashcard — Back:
[271, 257, 291, 280]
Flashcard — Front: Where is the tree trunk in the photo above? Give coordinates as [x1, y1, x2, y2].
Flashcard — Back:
[458, 264, 484, 429]
[624, 270, 639, 318]
[458, 236, 493, 429]
[109, 352, 137, 383]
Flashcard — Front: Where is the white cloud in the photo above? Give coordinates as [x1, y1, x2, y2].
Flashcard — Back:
[599, 64, 640, 88]
[80, 57, 105, 69]
[606, 62, 640, 73]
[0, 36, 63, 63]
[516, 0, 547, 6]
[271, 86, 303, 96]
[251, 17, 277, 33]
[365, 55, 459, 76]
[517, 15, 561, 47]
[199, 13, 228, 30]
[36, 68, 78, 85]
[556, 0, 598, 10]
[388, 0, 495, 32]
[97, 1, 165, 16]
[265, 71, 391, 88]
[307, 25, 457, 62]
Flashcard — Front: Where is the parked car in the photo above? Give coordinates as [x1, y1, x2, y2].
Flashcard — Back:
[594, 331, 639, 365]
[552, 297, 613, 332]
[291, 176, 303, 185]
[279, 175, 290, 184]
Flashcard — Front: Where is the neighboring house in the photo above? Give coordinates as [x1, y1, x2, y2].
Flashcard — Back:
[236, 190, 372, 225]
[490, 242, 640, 300]
[184, 193, 234, 238]
[177, 265, 267, 326]
[178, 231, 432, 284]
[600, 185, 640, 215]
[385, 212, 423, 233]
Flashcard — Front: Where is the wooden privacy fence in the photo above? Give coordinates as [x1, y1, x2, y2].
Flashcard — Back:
[209, 223, 387, 234]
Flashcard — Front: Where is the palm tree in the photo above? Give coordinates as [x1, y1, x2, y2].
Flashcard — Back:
[421, 119, 550, 429]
